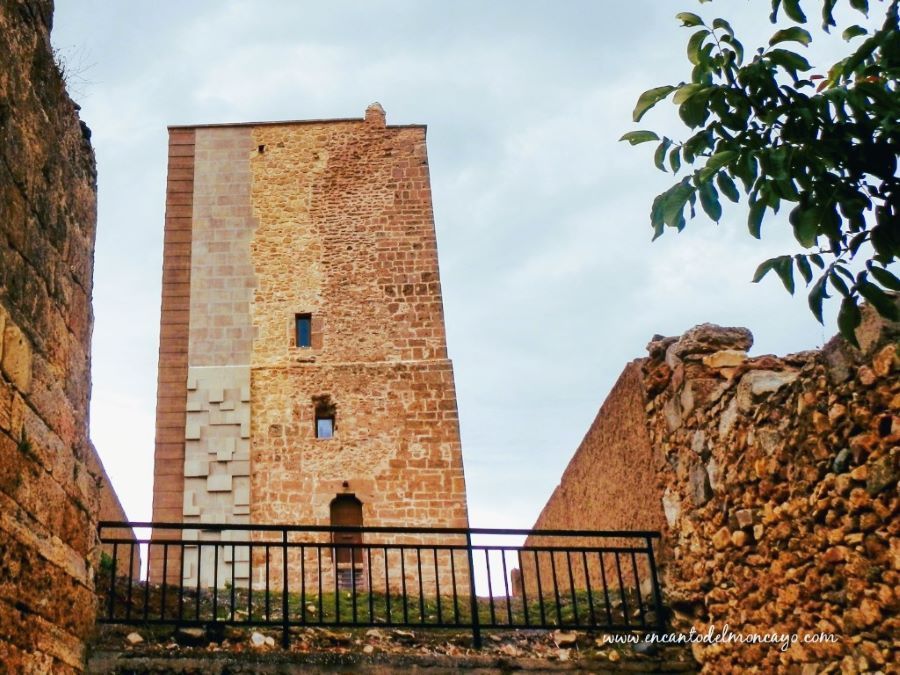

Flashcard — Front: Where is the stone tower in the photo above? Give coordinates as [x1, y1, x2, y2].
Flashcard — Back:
[150, 104, 470, 585]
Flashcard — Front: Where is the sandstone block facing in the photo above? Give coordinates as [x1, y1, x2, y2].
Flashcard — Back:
[1, 320, 33, 394]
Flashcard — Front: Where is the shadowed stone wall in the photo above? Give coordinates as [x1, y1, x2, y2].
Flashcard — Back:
[0, 0, 135, 671]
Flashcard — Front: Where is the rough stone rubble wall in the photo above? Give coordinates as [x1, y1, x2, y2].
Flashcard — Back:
[644, 315, 898, 672]
[0, 0, 135, 671]
[530, 310, 898, 672]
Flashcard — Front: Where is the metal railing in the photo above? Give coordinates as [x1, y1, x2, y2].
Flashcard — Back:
[98, 522, 665, 648]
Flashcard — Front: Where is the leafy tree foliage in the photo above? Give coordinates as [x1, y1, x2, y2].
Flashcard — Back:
[622, 0, 899, 344]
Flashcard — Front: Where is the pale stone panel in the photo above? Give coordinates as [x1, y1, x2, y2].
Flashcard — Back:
[182, 365, 251, 586]
[188, 126, 257, 368]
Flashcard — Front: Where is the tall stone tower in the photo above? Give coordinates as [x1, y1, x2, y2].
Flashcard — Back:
[150, 104, 469, 584]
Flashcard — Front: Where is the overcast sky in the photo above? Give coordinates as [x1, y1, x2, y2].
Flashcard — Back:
[51, 1, 864, 532]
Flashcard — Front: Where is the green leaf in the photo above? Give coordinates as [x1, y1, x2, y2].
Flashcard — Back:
[698, 181, 722, 221]
[849, 0, 868, 15]
[673, 83, 704, 104]
[829, 270, 850, 296]
[868, 265, 900, 291]
[859, 280, 900, 320]
[790, 204, 819, 248]
[678, 94, 710, 128]
[619, 130, 660, 145]
[752, 257, 779, 283]
[774, 255, 795, 294]
[769, 27, 812, 47]
[676, 12, 704, 27]
[687, 30, 711, 65]
[720, 34, 744, 65]
[808, 274, 829, 323]
[712, 18, 734, 37]
[843, 34, 879, 76]
[770, 0, 783, 23]
[654, 137, 673, 171]
[698, 150, 738, 182]
[748, 199, 766, 238]
[822, 0, 837, 31]
[834, 265, 855, 283]
[768, 48, 812, 74]
[782, 0, 806, 23]
[795, 255, 813, 283]
[837, 296, 862, 347]
[662, 181, 696, 228]
[669, 146, 682, 174]
[871, 223, 900, 260]
[716, 172, 740, 202]
[650, 193, 666, 240]
[842, 25, 867, 41]
[633, 85, 676, 123]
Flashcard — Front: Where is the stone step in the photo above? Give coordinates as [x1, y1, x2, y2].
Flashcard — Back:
[88, 625, 699, 674]
[88, 649, 699, 674]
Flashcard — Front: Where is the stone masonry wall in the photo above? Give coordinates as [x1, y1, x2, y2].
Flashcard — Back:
[247, 106, 469, 594]
[151, 106, 470, 595]
[530, 310, 898, 672]
[0, 0, 134, 671]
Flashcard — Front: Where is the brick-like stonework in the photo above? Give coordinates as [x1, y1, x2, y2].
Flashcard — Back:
[152, 105, 470, 593]
[150, 128, 195, 583]
[0, 1, 135, 670]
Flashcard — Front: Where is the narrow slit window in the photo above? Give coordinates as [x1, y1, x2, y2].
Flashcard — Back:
[296, 313, 312, 348]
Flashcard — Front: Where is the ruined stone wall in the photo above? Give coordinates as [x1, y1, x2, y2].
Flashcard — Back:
[529, 312, 898, 671]
[0, 0, 134, 670]
[644, 316, 898, 672]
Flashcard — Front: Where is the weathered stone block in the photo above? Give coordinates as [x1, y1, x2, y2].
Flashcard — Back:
[1, 320, 33, 394]
[736, 370, 798, 412]
[702, 349, 748, 369]
[669, 323, 753, 360]
[207, 474, 233, 493]
[184, 460, 209, 477]
[689, 463, 712, 506]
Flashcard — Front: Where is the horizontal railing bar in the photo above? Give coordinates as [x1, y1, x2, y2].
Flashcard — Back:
[99, 521, 661, 539]
[100, 538, 652, 556]
[98, 617, 649, 631]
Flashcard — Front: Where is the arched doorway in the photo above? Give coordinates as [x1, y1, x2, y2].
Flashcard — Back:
[330, 495, 364, 589]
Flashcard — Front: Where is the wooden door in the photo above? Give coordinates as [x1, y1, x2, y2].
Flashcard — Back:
[330, 495, 363, 564]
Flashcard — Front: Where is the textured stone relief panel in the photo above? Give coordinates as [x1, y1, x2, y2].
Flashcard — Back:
[182, 365, 251, 586]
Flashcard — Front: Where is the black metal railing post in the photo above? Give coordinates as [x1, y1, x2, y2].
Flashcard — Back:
[464, 531, 481, 648]
[282, 529, 290, 648]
